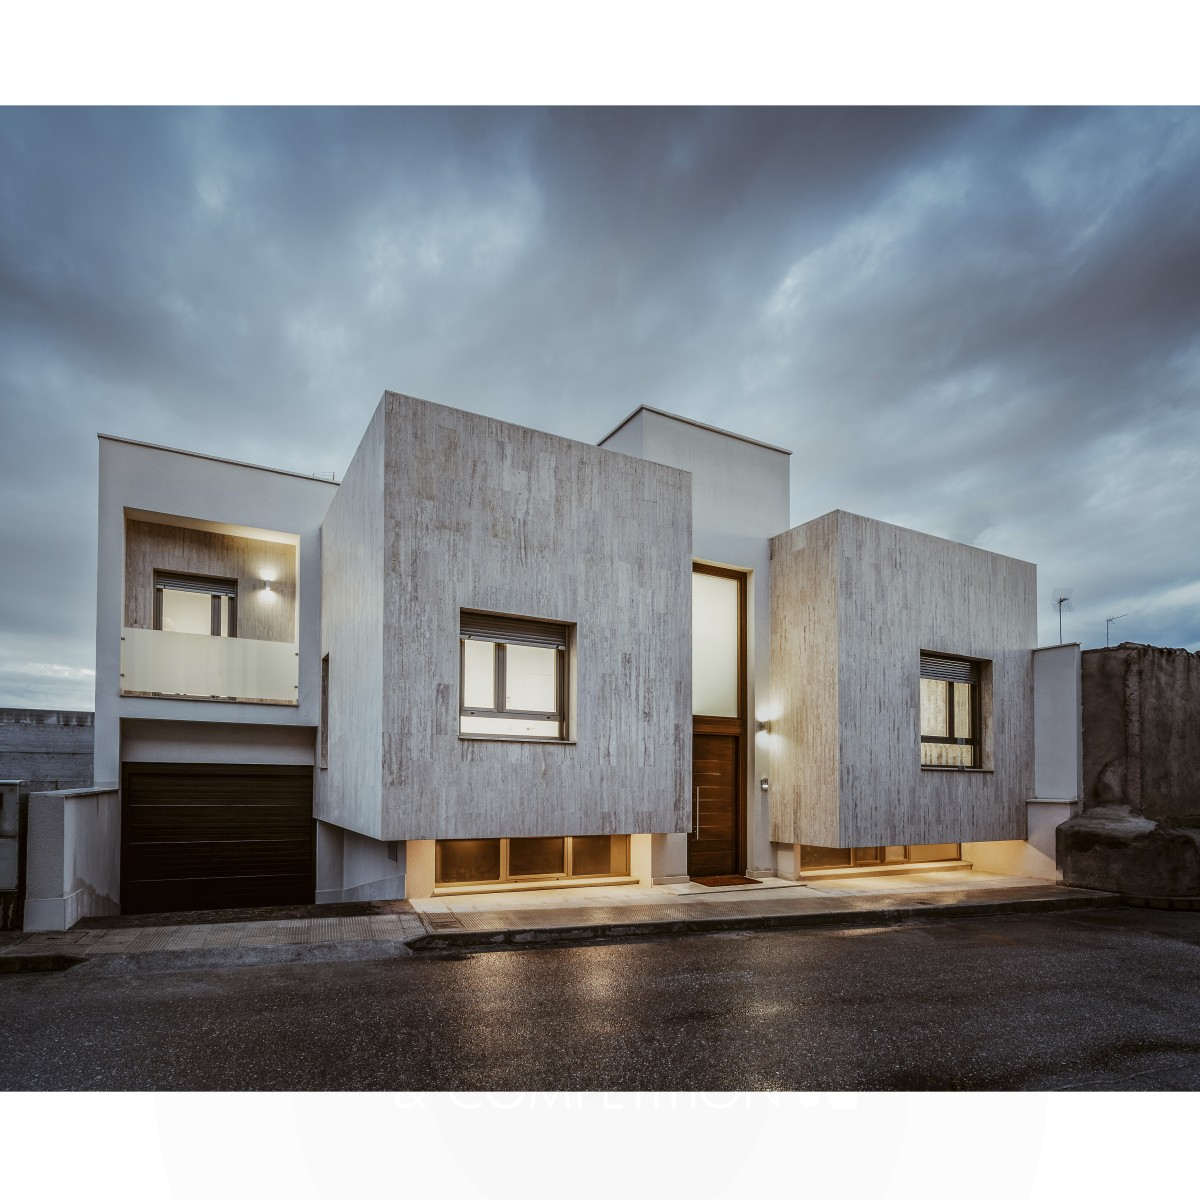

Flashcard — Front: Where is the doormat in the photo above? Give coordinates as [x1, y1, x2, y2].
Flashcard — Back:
[690, 875, 761, 887]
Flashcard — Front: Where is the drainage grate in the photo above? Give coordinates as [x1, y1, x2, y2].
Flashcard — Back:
[424, 912, 466, 932]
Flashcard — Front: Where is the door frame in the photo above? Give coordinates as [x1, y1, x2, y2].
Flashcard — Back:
[691, 562, 748, 877]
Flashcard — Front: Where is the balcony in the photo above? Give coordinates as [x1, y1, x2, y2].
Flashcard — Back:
[120, 627, 299, 705]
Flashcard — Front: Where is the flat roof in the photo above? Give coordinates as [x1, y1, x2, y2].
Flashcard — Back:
[598, 405, 792, 456]
[98, 433, 340, 485]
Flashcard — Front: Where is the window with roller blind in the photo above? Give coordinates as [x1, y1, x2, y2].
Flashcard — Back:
[153, 571, 237, 637]
[459, 611, 570, 740]
[919, 652, 984, 769]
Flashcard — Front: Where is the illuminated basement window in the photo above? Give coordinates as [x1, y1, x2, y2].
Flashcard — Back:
[920, 653, 983, 769]
[460, 612, 569, 739]
[435, 836, 630, 885]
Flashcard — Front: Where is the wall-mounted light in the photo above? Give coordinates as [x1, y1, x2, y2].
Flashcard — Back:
[262, 579, 272, 592]
[755, 719, 771, 734]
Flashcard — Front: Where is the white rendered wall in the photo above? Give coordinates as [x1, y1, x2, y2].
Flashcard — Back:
[95, 436, 336, 786]
[120, 719, 315, 765]
[1033, 643, 1083, 800]
[24, 787, 120, 930]
[600, 408, 791, 878]
[315, 821, 405, 903]
[316, 401, 386, 840]
[342, 828, 405, 901]
[963, 643, 1082, 880]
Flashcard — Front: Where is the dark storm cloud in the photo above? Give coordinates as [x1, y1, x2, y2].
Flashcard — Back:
[1, 106, 1198, 707]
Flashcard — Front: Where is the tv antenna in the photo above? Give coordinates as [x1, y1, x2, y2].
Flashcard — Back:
[1106, 613, 1128, 647]
[1051, 589, 1073, 643]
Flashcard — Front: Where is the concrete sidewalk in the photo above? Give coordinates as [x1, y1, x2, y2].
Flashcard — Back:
[406, 870, 1119, 949]
[0, 870, 1118, 968]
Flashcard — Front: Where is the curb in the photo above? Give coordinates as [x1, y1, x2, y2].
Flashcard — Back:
[405, 891, 1121, 952]
[1119, 894, 1200, 912]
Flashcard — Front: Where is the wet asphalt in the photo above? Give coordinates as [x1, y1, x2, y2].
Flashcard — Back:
[3, 907, 1200, 1091]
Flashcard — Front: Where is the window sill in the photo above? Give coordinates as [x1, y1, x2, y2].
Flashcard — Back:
[433, 874, 635, 897]
[920, 765, 993, 774]
[458, 734, 576, 744]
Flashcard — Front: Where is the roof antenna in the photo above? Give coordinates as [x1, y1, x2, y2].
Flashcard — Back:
[1106, 613, 1128, 647]
[1051, 588, 1074, 644]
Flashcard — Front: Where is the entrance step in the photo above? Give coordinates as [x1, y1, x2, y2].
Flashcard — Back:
[797, 859, 973, 881]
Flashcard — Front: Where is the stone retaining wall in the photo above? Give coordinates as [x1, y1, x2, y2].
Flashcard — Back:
[1060, 644, 1200, 896]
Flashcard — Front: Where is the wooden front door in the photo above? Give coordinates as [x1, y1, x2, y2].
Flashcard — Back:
[690, 731, 740, 876]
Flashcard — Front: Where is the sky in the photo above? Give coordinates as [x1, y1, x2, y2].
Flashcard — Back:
[1, 105, 1199, 711]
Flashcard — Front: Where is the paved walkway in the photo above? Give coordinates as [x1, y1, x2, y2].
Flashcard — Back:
[0, 870, 1117, 964]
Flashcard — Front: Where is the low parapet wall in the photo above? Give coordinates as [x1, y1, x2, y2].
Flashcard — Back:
[24, 787, 120, 931]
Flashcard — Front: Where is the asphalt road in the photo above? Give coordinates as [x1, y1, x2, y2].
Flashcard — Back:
[4, 908, 1200, 1090]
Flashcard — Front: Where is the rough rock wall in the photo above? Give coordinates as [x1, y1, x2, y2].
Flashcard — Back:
[1081, 644, 1200, 822]
[1062, 645, 1200, 897]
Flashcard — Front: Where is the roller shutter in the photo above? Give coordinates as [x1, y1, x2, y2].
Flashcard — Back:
[121, 763, 314, 914]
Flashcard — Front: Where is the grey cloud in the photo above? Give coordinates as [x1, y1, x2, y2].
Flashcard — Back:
[1, 106, 1198, 708]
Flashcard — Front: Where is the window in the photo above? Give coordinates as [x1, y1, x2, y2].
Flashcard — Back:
[459, 612, 569, 739]
[319, 654, 330, 768]
[920, 653, 981, 768]
[154, 571, 237, 637]
[436, 835, 630, 885]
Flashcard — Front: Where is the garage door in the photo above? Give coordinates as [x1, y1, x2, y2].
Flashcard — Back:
[121, 763, 314, 914]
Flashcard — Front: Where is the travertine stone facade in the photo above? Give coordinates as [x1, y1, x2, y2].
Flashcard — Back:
[324, 392, 693, 842]
[771, 510, 1036, 847]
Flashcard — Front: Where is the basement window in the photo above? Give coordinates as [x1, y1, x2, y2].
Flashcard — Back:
[436, 835, 630, 885]
[920, 653, 983, 769]
[460, 612, 570, 739]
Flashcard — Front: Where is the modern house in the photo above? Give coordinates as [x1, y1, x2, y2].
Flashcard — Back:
[24, 391, 1083, 929]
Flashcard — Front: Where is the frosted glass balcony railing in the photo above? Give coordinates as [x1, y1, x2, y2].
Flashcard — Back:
[120, 627, 299, 704]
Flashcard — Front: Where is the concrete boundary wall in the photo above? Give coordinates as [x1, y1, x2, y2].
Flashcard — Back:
[24, 787, 121, 931]
[0, 709, 94, 794]
[1, 780, 22, 927]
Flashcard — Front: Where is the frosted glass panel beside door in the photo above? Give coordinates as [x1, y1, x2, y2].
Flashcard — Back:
[693, 571, 739, 717]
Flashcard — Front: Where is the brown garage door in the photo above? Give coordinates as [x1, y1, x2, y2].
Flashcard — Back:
[121, 763, 314, 914]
